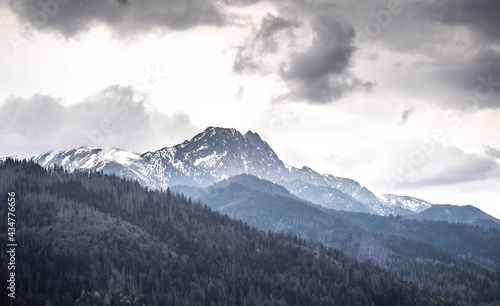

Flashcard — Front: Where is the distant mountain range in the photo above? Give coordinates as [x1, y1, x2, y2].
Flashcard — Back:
[171, 174, 500, 266]
[33, 126, 441, 216]
[408, 204, 500, 230]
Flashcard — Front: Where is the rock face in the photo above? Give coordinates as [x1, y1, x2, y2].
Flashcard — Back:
[140, 127, 289, 187]
[32, 126, 429, 215]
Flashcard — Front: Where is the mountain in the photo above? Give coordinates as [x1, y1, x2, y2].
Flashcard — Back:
[30, 126, 500, 221]
[377, 194, 432, 214]
[409, 204, 500, 229]
[209, 173, 295, 198]
[171, 174, 355, 239]
[0, 159, 442, 305]
[175, 175, 500, 270]
[282, 166, 386, 214]
[140, 127, 289, 187]
[12, 122, 500, 304]
[172, 174, 500, 303]
[32, 126, 407, 216]
[34, 147, 154, 186]
[35, 147, 141, 172]
[278, 179, 375, 213]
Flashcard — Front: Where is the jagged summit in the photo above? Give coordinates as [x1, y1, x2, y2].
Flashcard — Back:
[141, 126, 288, 186]
[31, 126, 412, 216]
[192, 126, 242, 142]
[244, 130, 267, 145]
[142, 127, 271, 158]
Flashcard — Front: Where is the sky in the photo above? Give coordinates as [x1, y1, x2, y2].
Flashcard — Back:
[0, 0, 499, 218]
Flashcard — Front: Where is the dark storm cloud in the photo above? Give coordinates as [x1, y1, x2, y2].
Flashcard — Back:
[374, 0, 500, 109]
[399, 107, 414, 125]
[317, 0, 500, 109]
[417, 0, 500, 41]
[234, 13, 300, 74]
[231, 1, 376, 104]
[9, 0, 224, 37]
[280, 15, 374, 104]
[434, 49, 500, 109]
[0, 86, 196, 157]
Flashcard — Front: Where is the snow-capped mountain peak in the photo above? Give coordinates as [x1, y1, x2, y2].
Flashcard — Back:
[35, 147, 142, 172]
[377, 194, 432, 213]
[138, 127, 289, 187]
[29, 126, 424, 216]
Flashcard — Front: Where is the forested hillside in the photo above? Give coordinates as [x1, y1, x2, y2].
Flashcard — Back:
[173, 174, 500, 304]
[0, 159, 439, 305]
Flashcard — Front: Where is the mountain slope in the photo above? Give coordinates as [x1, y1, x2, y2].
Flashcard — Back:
[178, 174, 500, 269]
[409, 204, 500, 229]
[0, 159, 441, 305]
[172, 174, 355, 238]
[327, 209, 500, 268]
[34, 147, 153, 186]
[173, 173, 500, 304]
[279, 179, 375, 213]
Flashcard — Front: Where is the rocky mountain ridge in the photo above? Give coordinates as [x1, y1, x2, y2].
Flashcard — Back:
[33, 126, 438, 215]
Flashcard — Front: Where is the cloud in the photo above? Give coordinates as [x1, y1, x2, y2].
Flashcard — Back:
[0, 85, 196, 157]
[232, 6, 375, 104]
[417, 0, 500, 42]
[363, 0, 500, 109]
[387, 143, 500, 189]
[417, 148, 498, 186]
[221, 0, 260, 6]
[436, 49, 500, 109]
[280, 15, 374, 103]
[234, 85, 245, 100]
[399, 107, 414, 125]
[233, 13, 300, 74]
[9, 0, 224, 37]
[279, 0, 500, 109]
[485, 146, 500, 160]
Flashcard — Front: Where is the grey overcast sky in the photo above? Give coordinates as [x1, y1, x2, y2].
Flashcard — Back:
[1, 0, 499, 218]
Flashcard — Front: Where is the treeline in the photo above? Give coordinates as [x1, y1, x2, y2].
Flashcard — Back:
[0, 159, 439, 305]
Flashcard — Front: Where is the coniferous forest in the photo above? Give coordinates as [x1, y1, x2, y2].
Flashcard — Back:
[0, 159, 443, 305]
[172, 174, 500, 304]
[3, 0, 500, 303]
[1, 159, 499, 305]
